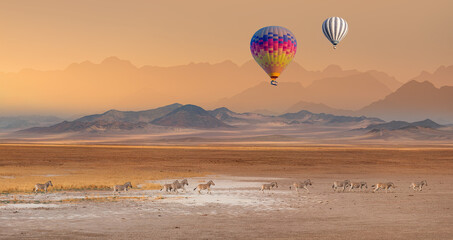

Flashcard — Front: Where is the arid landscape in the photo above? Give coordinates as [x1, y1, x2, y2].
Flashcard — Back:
[1, 144, 453, 239]
[1, 1, 453, 239]
[2, 103, 453, 147]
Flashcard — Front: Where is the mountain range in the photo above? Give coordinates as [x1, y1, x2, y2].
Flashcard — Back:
[359, 81, 453, 123]
[151, 105, 231, 128]
[0, 115, 64, 131]
[216, 70, 398, 113]
[364, 122, 452, 141]
[18, 104, 383, 134]
[413, 65, 453, 88]
[8, 103, 453, 143]
[286, 101, 354, 116]
[363, 119, 443, 131]
[0, 56, 401, 116]
[2, 57, 453, 124]
[21, 104, 232, 133]
[76, 103, 182, 123]
[279, 110, 382, 125]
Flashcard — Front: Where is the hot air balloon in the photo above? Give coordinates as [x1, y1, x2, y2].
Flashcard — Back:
[322, 17, 348, 49]
[250, 26, 297, 86]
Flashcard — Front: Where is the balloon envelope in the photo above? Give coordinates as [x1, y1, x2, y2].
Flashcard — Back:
[322, 17, 348, 49]
[250, 26, 297, 81]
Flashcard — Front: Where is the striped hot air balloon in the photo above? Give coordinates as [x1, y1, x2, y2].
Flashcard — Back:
[250, 26, 297, 86]
[322, 17, 348, 49]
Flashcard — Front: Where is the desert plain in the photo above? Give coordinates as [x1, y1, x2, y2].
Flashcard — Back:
[0, 144, 452, 239]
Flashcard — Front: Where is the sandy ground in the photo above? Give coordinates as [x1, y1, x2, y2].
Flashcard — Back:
[1, 174, 453, 240]
[0, 145, 453, 239]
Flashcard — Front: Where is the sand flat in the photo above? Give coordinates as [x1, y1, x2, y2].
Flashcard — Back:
[0, 145, 452, 239]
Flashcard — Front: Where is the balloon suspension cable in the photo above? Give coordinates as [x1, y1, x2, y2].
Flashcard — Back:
[270, 79, 278, 86]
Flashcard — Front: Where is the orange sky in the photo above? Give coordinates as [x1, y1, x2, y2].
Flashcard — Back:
[0, 0, 452, 81]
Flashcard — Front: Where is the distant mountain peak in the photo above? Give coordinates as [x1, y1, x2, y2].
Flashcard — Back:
[151, 104, 232, 129]
[435, 65, 447, 72]
[323, 64, 343, 73]
[364, 119, 443, 131]
[165, 103, 183, 108]
[280, 109, 382, 125]
[64, 56, 137, 72]
[411, 119, 443, 128]
[100, 56, 136, 68]
[216, 60, 237, 67]
[211, 107, 234, 114]
[404, 80, 435, 88]
[359, 79, 453, 124]
[173, 104, 207, 114]
[74, 103, 182, 123]
[412, 64, 453, 88]
[387, 80, 437, 96]
[102, 56, 123, 62]
[0, 115, 64, 131]
[104, 109, 120, 113]
[65, 60, 95, 71]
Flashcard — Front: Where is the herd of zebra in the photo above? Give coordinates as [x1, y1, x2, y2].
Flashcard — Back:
[159, 179, 215, 194]
[32, 179, 429, 194]
[259, 179, 428, 193]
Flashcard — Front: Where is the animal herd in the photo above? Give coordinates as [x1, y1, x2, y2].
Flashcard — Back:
[32, 179, 429, 194]
[331, 180, 398, 193]
[159, 179, 189, 193]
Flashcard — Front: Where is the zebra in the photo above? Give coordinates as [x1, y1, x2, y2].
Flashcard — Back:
[289, 179, 313, 193]
[34, 181, 53, 193]
[410, 180, 428, 191]
[113, 182, 132, 194]
[260, 182, 278, 192]
[160, 183, 174, 192]
[172, 179, 189, 192]
[332, 180, 350, 192]
[179, 179, 189, 187]
[372, 182, 395, 193]
[193, 180, 215, 194]
[348, 181, 368, 191]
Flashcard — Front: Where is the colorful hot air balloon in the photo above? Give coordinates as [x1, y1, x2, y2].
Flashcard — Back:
[322, 17, 348, 49]
[250, 26, 297, 86]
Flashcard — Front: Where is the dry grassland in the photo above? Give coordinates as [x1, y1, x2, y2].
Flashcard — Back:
[1, 144, 453, 194]
[0, 145, 205, 193]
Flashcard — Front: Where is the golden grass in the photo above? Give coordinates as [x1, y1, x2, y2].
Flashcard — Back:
[2, 144, 452, 195]
[154, 195, 165, 200]
[0, 145, 212, 194]
[139, 183, 162, 190]
[0, 195, 152, 204]
[0, 166, 202, 193]
[61, 196, 150, 203]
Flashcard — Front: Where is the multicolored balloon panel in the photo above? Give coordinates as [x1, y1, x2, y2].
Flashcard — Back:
[250, 26, 297, 81]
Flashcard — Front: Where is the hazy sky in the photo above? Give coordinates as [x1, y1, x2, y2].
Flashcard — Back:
[0, 0, 452, 80]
